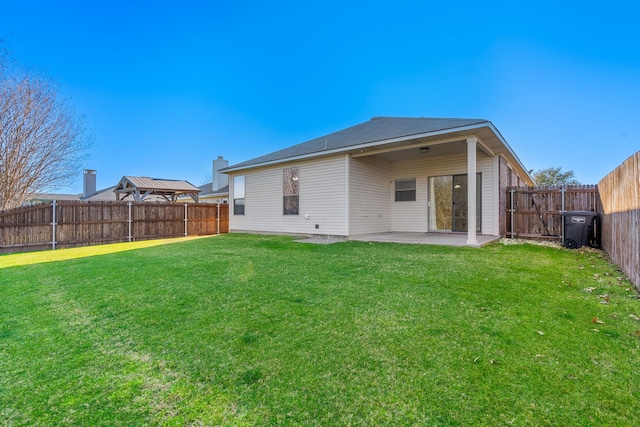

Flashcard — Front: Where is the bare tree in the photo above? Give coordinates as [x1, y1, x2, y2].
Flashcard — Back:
[0, 48, 92, 210]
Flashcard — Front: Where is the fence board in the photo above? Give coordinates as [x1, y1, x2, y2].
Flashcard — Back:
[598, 151, 640, 289]
[507, 185, 600, 240]
[0, 201, 228, 254]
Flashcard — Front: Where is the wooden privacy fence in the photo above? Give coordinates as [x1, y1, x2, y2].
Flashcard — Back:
[506, 185, 600, 240]
[597, 151, 640, 289]
[0, 201, 229, 254]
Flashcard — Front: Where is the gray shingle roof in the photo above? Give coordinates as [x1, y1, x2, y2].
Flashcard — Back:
[225, 117, 489, 171]
[81, 186, 117, 201]
[198, 183, 229, 197]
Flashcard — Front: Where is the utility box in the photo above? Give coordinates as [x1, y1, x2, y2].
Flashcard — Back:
[561, 211, 599, 249]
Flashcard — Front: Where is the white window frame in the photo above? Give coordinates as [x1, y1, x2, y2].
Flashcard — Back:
[394, 178, 416, 202]
[233, 175, 245, 215]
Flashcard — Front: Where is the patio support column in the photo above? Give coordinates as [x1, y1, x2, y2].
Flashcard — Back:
[467, 137, 478, 245]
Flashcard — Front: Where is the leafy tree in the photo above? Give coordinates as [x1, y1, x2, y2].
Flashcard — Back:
[532, 167, 580, 186]
[0, 46, 92, 210]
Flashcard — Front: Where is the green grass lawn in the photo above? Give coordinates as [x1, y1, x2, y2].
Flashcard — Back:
[1, 234, 639, 426]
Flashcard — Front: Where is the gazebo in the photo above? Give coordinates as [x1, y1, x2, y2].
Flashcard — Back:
[114, 176, 201, 202]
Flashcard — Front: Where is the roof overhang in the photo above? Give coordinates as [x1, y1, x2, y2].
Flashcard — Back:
[222, 122, 534, 185]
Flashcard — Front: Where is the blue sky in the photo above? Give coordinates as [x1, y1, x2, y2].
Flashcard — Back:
[2, 0, 638, 192]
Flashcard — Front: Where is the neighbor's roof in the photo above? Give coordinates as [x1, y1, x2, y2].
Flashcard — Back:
[222, 116, 533, 184]
[115, 176, 200, 192]
[29, 193, 81, 202]
[81, 186, 117, 201]
[198, 184, 229, 197]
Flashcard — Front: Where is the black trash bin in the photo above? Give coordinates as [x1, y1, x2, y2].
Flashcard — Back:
[561, 211, 599, 249]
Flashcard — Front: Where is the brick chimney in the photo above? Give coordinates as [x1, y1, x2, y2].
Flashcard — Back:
[83, 169, 96, 198]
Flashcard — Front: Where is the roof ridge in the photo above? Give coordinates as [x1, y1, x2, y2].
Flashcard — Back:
[370, 115, 489, 121]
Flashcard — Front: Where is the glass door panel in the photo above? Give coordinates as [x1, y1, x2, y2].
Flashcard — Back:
[429, 176, 452, 231]
[452, 175, 468, 232]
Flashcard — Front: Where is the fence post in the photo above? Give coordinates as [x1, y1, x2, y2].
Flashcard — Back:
[51, 200, 57, 250]
[509, 188, 515, 239]
[127, 202, 133, 242]
[217, 203, 220, 235]
[561, 186, 566, 243]
[184, 203, 188, 237]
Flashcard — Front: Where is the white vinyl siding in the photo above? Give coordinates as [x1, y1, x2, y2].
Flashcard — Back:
[228, 150, 498, 237]
[349, 157, 391, 235]
[228, 156, 348, 235]
[480, 154, 496, 234]
[390, 152, 497, 235]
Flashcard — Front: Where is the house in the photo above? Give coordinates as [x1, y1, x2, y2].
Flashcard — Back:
[222, 117, 534, 245]
[197, 184, 229, 204]
[26, 193, 86, 205]
[26, 169, 117, 204]
[80, 169, 118, 201]
[26, 170, 201, 205]
[191, 156, 229, 204]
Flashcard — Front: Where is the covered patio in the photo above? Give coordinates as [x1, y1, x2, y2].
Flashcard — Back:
[348, 126, 521, 245]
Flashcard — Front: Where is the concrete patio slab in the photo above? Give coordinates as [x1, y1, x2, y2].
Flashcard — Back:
[295, 232, 499, 247]
[348, 232, 500, 247]
[295, 236, 347, 245]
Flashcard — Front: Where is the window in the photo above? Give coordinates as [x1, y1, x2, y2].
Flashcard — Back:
[283, 167, 299, 215]
[395, 178, 416, 202]
[233, 175, 245, 215]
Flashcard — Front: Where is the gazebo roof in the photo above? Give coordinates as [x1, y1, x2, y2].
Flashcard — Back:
[114, 176, 201, 202]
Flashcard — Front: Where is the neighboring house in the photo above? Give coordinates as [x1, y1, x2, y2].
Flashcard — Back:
[26, 170, 201, 205]
[27, 189, 117, 204]
[197, 184, 229, 204]
[80, 170, 119, 201]
[186, 156, 229, 204]
[83, 186, 118, 201]
[222, 117, 534, 244]
[25, 170, 117, 204]
[26, 193, 84, 204]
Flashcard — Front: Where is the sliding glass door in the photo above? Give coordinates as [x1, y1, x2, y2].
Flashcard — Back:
[429, 174, 481, 232]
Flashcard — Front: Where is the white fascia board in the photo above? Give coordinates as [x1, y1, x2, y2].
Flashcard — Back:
[222, 123, 492, 173]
